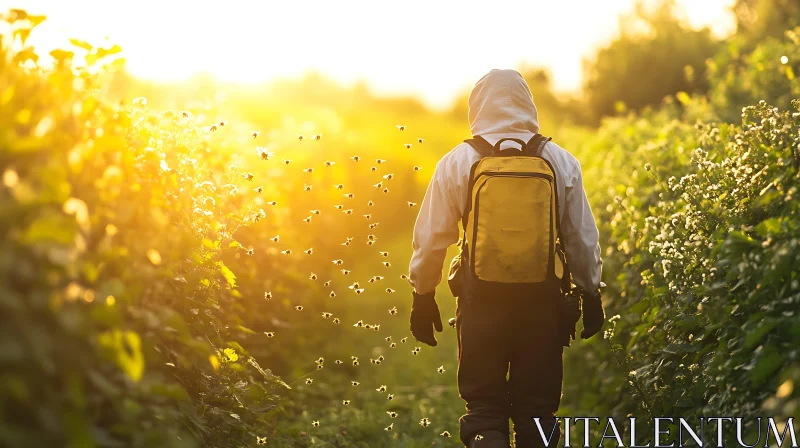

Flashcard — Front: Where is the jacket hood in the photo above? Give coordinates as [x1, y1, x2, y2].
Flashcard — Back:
[468, 69, 539, 149]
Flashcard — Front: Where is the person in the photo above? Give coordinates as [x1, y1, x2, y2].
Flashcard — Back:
[407, 69, 605, 448]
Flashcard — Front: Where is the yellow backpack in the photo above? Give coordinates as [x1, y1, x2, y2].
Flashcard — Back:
[451, 135, 567, 292]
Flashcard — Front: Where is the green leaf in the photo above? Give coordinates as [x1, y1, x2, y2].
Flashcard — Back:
[13, 28, 31, 46]
[202, 238, 220, 250]
[756, 218, 782, 237]
[8, 9, 29, 22]
[49, 49, 74, 61]
[96, 44, 122, 59]
[629, 299, 651, 315]
[97, 330, 144, 383]
[663, 342, 694, 354]
[218, 262, 236, 288]
[12, 48, 38, 65]
[28, 14, 46, 27]
[234, 325, 256, 334]
[744, 319, 779, 349]
[751, 348, 784, 385]
[69, 38, 93, 50]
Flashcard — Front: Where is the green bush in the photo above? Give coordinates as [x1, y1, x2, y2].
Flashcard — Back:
[0, 12, 294, 447]
[707, 27, 800, 123]
[561, 90, 800, 444]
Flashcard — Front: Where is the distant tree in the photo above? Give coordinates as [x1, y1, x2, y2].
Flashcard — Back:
[734, 0, 800, 41]
[583, 0, 720, 122]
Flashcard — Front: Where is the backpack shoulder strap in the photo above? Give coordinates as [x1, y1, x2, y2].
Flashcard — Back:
[459, 136, 495, 249]
[526, 133, 553, 158]
[528, 134, 571, 291]
[463, 136, 496, 158]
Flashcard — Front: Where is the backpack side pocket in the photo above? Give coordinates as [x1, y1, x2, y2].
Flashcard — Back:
[447, 252, 464, 297]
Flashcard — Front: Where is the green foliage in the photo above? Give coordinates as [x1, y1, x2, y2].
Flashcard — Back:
[734, 0, 800, 41]
[0, 15, 295, 448]
[561, 87, 800, 445]
[707, 27, 800, 122]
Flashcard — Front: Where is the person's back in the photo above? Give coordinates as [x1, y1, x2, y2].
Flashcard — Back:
[407, 69, 606, 448]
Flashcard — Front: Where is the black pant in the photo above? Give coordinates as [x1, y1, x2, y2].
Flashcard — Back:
[456, 285, 563, 448]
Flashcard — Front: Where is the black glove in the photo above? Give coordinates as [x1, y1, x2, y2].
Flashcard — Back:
[410, 291, 443, 346]
[580, 290, 605, 339]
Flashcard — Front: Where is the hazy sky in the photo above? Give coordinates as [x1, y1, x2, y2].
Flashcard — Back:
[20, 0, 736, 109]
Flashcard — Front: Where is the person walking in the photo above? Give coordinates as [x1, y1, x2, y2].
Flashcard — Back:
[408, 69, 605, 448]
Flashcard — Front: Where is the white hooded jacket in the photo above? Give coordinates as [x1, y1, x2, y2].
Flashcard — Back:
[409, 69, 602, 294]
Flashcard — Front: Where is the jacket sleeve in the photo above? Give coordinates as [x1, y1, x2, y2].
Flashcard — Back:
[408, 159, 462, 295]
[561, 161, 602, 293]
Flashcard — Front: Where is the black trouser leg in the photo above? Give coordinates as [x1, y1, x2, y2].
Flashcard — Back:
[457, 284, 564, 448]
[456, 294, 512, 447]
[510, 295, 563, 448]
